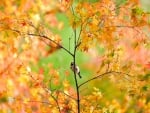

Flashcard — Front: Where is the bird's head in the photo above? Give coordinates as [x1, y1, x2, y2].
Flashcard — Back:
[71, 62, 74, 66]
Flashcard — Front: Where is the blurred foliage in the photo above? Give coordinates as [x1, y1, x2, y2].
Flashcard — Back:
[0, 0, 150, 112]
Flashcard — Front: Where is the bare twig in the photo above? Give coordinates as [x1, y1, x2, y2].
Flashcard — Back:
[28, 33, 74, 56]
[23, 72, 62, 113]
[9, 97, 52, 105]
[51, 93, 62, 113]
[58, 90, 76, 101]
[9, 29, 74, 56]
[79, 71, 132, 88]
[69, 37, 71, 52]
[76, 23, 83, 47]
[91, 103, 99, 113]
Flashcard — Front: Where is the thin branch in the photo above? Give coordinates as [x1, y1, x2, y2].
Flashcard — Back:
[106, 62, 110, 72]
[22, 71, 62, 112]
[91, 103, 99, 113]
[58, 90, 76, 101]
[42, 84, 61, 113]
[69, 37, 71, 52]
[22, 68, 74, 113]
[21, 89, 61, 113]
[72, 14, 81, 112]
[79, 71, 112, 88]
[10, 91, 61, 112]
[51, 94, 62, 113]
[76, 23, 83, 48]
[26, 100, 51, 105]
[105, 25, 135, 28]
[28, 33, 73, 56]
[0, 40, 7, 45]
[9, 29, 22, 35]
[96, 25, 141, 35]
[79, 71, 132, 88]
[9, 29, 74, 56]
[71, 5, 75, 16]
[73, 29, 80, 113]
[105, 25, 150, 40]
[10, 97, 52, 105]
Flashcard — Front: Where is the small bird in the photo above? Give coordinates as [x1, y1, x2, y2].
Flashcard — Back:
[70, 62, 82, 78]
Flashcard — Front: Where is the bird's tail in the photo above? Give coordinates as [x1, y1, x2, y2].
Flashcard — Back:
[78, 72, 82, 78]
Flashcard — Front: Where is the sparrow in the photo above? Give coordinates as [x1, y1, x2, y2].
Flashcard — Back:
[70, 62, 82, 78]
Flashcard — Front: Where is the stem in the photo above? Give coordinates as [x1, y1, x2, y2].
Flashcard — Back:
[28, 33, 74, 56]
[71, 4, 81, 112]
[30, 74, 62, 113]
[73, 61, 80, 113]
[51, 94, 61, 113]
[79, 71, 132, 88]
[9, 29, 74, 57]
[73, 28, 80, 113]
[58, 90, 76, 101]
[79, 71, 113, 88]
[76, 23, 83, 47]
[10, 97, 52, 105]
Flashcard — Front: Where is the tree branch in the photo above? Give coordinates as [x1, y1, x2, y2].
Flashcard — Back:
[24, 72, 62, 113]
[10, 97, 53, 105]
[79, 71, 132, 88]
[10, 29, 74, 56]
[73, 28, 81, 113]
[70, 6, 81, 111]
[58, 90, 76, 101]
[28, 33, 74, 56]
[51, 93, 62, 113]
[76, 23, 83, 48]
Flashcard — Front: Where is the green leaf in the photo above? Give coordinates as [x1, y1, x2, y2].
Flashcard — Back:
[142, 85, 149, 91]
[116, 0, 127, 6]
[132, 7, 144, 16]
[115, 0, 127, 15]
[0, 97, 7, 103]
[143, 73, 150, 80]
